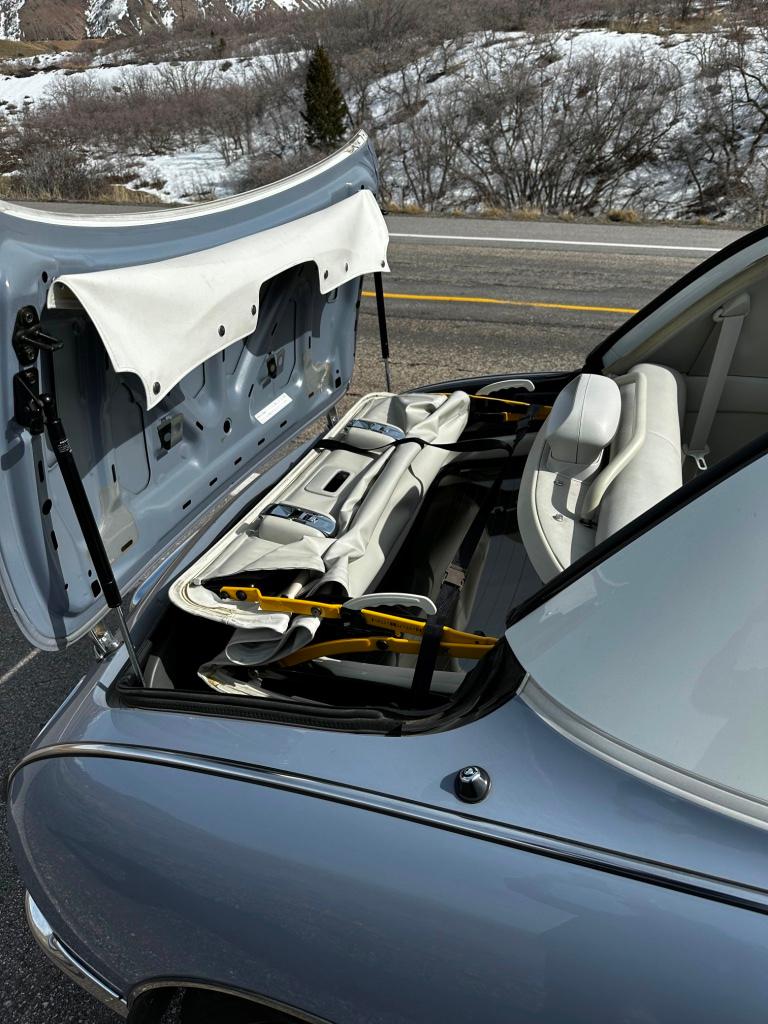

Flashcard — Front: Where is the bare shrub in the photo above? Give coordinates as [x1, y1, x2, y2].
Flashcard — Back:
[201, 60, 304, 166]
[247, 58, 307, 160]
[674, 28, 768, 218]
[35, 71, 182, 155]
[377, 48, 471, 208]
[13, 48, 308, 198]
[232, 150, 320, 193]
[0, 122, 114, 200]
[453, 41, 682, 214]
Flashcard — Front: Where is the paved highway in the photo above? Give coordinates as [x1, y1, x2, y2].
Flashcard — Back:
[0, 210, 746, 1022]
[351, 214, 743, 395]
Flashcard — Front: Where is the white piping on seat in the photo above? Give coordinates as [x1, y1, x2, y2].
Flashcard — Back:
[581, 371, 647, 517]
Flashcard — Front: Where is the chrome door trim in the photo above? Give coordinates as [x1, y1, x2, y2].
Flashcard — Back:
[13, 742, 768, 916]
[25, 893, 128, 1018]
[129, 979, 333, 1021]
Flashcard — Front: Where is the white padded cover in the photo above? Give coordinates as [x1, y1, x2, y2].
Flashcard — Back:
[595, 363, 685, 542]
[47, 190, 389, 409]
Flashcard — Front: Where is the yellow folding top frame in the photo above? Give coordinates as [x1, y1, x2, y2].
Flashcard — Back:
[217, 586, 496, 668]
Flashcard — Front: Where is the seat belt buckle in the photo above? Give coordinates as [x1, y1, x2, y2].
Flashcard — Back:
[443, 563, 466, 589]
[683, 445, 709, 472]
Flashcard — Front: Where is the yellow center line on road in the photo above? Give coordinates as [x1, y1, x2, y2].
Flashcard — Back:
[361, 290, 639, 316]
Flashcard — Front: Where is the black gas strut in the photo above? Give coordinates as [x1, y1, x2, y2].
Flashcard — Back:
[373, 270, 392, 392]
[12, 308, 144, 683]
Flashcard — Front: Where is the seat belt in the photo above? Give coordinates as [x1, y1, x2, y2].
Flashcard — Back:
[684, 292, 749, 472]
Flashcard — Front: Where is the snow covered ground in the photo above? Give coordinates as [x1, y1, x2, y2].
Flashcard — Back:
[1, 27, 766, 217]
[0, 51, 292, 201]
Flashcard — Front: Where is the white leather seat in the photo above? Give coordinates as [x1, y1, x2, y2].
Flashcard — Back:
[595, 363, 685, 544]
[518, 365, 685, 582]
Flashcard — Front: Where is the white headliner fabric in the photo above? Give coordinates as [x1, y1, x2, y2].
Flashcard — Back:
[47, 190, 389, 409]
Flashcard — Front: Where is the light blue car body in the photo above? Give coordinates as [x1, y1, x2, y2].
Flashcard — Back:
[9, 642, 768, 1022]
[5, 134, 768, 1022]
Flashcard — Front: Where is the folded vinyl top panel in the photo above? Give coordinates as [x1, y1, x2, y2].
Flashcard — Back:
[170, 391, 469, 666]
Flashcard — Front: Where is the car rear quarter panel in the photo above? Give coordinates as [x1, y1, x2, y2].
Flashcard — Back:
[8, 753, 768, 1024]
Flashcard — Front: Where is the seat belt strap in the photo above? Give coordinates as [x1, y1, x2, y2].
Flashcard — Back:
[411, 408, 539, 696]
[684, 293, 749, 472]
[411, 468, 504, 696]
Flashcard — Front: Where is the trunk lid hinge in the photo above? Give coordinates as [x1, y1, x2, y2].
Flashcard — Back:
[90, 622, 122, 661]
[12, 307, 144, 684]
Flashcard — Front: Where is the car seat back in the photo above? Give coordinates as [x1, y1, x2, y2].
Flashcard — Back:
[518, 365, 685, 582]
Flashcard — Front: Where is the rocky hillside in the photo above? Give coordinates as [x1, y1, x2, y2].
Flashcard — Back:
[0, 0, 298, 41]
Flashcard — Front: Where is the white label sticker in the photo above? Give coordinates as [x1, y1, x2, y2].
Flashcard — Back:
[230, 470, 261, 497]
[255, 392, 292, 425]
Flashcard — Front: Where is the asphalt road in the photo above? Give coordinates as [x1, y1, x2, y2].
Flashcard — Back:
[351, 214, 743, 395]
[0, 210, 746, 1022]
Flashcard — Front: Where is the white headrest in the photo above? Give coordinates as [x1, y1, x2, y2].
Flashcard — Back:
[545, 374, 621, 468]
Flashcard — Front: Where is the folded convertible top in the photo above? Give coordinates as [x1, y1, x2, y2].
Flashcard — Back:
[170, 390, 471, 669]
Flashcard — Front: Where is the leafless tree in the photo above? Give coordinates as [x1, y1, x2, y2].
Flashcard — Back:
[674, 29, 768, 218]
[453, 41, 682, 214]
[2, 119, 115, 200]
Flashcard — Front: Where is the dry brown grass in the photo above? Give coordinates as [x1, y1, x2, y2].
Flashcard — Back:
[0, 176, 168, 205]
[478, 206, 545, 221]
[382, 200, 427, 215]
[607, 208, 641, 223]
[108, 184, 166, 204]
[0, 40, 66, 59]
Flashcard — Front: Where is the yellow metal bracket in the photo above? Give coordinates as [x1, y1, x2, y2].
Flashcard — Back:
[467, 394, 551, 422]
[278, 635, 493, 669]
[217, 586, 497, 667]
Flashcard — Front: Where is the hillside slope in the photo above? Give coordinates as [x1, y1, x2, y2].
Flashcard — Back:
[0, 0, 297, 40]
[3, 23, 768, 223]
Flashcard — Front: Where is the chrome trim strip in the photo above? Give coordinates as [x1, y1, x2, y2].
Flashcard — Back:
[25, 893, 127, 1018]
[521, 677, 768, 834]
[14, 743, 768, 915]
[130, 980, 333, 1022]
[130, 545, 185, 607]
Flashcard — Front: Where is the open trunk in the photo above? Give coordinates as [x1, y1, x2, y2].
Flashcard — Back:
[5, 131, 768, 738]
[115, 375, 569, 733]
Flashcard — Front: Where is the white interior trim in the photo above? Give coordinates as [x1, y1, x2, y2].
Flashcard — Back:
[47, 188, 389, 409]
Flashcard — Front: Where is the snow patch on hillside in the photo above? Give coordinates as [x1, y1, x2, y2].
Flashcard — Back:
[86, 0, 129, 38]
[147, 0, 176, 30]
[0, 27, 765, 218]
[0, 0, 23, 40]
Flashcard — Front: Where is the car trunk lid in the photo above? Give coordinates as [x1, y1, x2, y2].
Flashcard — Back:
[0, 131, 387, 649]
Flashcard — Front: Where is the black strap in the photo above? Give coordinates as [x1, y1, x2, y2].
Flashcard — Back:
[316, 435, 523, 458]
[315, 435, 425, 456]
[410, 406, 539, 695]
[410, 449, 509, 694]
[317, 406, 540, 695]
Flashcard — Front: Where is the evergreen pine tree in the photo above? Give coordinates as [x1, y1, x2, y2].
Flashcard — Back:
[303, 45, 348, 151]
